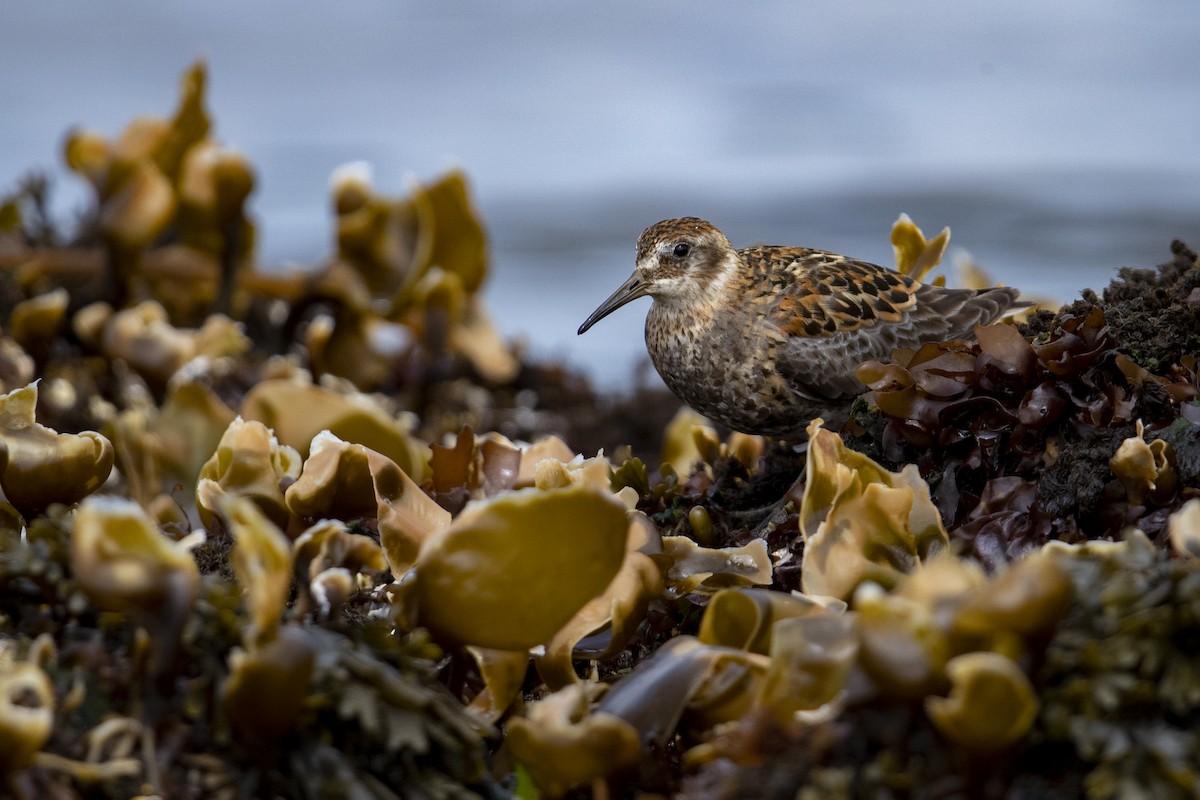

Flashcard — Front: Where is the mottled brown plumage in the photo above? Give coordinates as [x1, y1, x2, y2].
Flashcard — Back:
[578, 217, 1022, 435]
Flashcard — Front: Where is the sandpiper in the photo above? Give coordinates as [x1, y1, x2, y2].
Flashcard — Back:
[578, 217, 1022, 435]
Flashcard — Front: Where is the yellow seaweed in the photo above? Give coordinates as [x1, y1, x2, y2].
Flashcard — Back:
[538, 510, 665, 689]
[1110, 419, 1177, 505]
[224, 496, 293, 643]
[699, 588, 843, 655]
[71, 496, 200, 673]
[0, 382, 114, 515]
[506, 683, 640, 799]
[925, 651, 1038, 753]
[1169, 498, 1200, 559]
[658, 536, 773, 596]
[241, 378, 428, 482]
[414, 483, 628, 650]
[196, 417, 301, 532]
[285, 431, 448, 575]
[223, 626, 316, 744]
[759, 612, 859, 721]
[891, 213, 950, 283]
[9, 288, 68, 348]
[797, 419, 947, 599]
[0, 651, 55, 772]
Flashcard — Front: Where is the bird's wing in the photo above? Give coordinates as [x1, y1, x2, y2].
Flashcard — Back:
[756, 248, 1020, 401]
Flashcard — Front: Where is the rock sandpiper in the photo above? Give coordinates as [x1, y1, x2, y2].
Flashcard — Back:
[578, 217, 1022, 435]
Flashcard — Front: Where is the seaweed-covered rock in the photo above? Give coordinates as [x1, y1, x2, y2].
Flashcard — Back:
[5, 60, 1200, 800]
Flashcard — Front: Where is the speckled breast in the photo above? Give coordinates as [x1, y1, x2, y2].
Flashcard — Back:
[644, 305, 817, 435]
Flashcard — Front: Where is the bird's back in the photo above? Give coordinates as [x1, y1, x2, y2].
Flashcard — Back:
[749, 246, 1022, 405]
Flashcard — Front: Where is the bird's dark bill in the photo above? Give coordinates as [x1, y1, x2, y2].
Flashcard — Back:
[577, 272, 648, 334]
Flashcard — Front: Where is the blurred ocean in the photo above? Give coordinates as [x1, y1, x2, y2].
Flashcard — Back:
[2, 1, 1198, 387]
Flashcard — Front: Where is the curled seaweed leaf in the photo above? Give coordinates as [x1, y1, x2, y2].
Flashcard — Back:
[428, 426, 525, 500]
[1110, 419, 1177, 505]
[1168, 498, 1200, 558]
[925, 651, 1038, 754]
[285, 430, 387, 521]
[223, 496, 293, 643]
[891, 213, 950, 282]
[698, 588, 842, 655]
[796, 419, 947, 599]
[9, 288, 68, 349]
[375, 448, 452, 576]
[538, 510, 665, 689]
[514, 435, 577, 488]
[292, 519, 386, 581]
[196, 417, 301, 532]
[854, 581, 953, 698]
[414, 483, 629, 650]
[506, 683, 640, 799]
[150, 378, 237, 486]
[658, 536, 772, 596]
[0, 646, 55, 772]
[0, 382, 114, 515]
[241, 378, 429, 482]
[466, 647, 530, 723]
[758, 611, 859, 722]
[224, 626, 316, 744]
[953, 549, 1074, 640]
[661, 407, 717, 479]
[100, 302, 248, 387]
[598, 636, 770, 743]
[71, 496, 200, 674]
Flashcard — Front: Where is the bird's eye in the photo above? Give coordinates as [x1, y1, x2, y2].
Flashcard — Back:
[672, 242, 691, 259]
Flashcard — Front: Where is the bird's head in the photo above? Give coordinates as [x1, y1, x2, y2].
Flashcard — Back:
[578, 217, 737, 334]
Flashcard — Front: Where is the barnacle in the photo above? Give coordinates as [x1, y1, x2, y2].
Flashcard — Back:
[0, 382, 114, 515]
